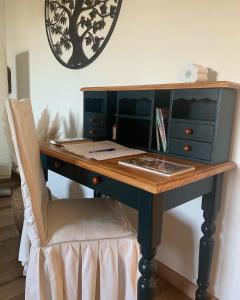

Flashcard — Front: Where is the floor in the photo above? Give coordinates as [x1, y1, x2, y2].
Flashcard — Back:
[0, 195, 191, 300]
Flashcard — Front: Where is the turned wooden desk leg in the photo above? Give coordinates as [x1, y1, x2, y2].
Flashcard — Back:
[137, 194, 164, 300]
[196, 174, 223, 300]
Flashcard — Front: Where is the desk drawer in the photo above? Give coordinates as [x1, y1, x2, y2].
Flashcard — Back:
[84, 126, 105, 139]
[85, 112, 104, 127]
[169, 122, 214, 142]
[47, 158, 75, 180]
[74, 168, 139, 209]
[168, 138, 212, 161]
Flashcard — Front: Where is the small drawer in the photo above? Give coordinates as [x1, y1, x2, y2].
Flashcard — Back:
[173, 89, 219, 101]
[85, 112, 105, 127]
[168, 138, 212, 161]
[47, 158, 75, 180]
[84, 126, 105, 139]
[169, 122, 214, 142]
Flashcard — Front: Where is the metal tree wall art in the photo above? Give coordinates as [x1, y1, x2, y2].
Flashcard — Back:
[45, 0, 122, 69]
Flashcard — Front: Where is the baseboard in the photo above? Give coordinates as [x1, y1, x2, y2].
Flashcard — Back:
[155, 261, 219, 300]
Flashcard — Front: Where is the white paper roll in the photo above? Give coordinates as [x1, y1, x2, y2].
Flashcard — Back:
[179, 64, 208, 82]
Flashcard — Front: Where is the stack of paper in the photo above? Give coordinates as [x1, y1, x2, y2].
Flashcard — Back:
[63, 140, 146, 161]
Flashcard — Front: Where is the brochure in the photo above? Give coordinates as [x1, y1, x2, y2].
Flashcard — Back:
[118, 156, 195, 177]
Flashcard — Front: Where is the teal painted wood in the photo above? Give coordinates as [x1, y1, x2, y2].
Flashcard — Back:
[84, 125, 106, 140]
[83, 91, 117, 140]
[41, 152, 219, 300]
[168, 88, 236, 163]
[85, 112, 105, 127]
[47, 156, 140, 209]
[83, 87, 237, 163]
[169, 121, 214, 143]
[210, 88, 236, 163]
[172, 88, 219, 101]
[137, 193, 164, 300]
[163, 177, 213, 211]
[117, 114, 152, 120]
[45, 155, 214, 212]
[168, 138, 212, 161]
[116, 90, 155, 149]
[117, 90, 155, 116]
[196, 174, 223, 300]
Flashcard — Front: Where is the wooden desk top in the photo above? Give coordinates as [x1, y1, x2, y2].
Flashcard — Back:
[80, 81, 240, 92]
[40, 143, 236, 194]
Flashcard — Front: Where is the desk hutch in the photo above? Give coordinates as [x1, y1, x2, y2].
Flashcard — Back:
[82, 81, 239, 164]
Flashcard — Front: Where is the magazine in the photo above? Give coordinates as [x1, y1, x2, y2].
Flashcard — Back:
[118, 156, 195, 177]
[155, 107, 168, 152]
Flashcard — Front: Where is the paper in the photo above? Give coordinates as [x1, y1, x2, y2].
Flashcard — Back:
[63, 140, 146, 160]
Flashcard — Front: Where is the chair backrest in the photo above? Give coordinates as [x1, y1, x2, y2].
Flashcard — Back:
[6, 99, 49, 246]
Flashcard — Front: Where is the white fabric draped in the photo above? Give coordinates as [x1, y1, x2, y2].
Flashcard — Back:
[22, 198, 140, 300]
[6, 99, 140, 300]
[25, 235, 139, 300]
[0, 43, 12, 178]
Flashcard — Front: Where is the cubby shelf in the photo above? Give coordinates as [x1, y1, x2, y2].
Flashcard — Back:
[117, 114, 151, 121]
[83, 82, 238, 164]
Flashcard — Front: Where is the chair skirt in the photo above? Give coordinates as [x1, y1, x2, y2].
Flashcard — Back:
[25, 237, 140, 300]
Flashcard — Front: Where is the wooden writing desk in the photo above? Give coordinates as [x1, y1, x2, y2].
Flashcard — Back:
[40, 142, 235, 300]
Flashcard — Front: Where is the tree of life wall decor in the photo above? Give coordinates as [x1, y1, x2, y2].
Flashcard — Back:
[45, 0, 122, 69]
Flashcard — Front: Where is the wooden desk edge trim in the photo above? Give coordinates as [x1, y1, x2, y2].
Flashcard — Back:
[40, 145, 236, 194]
[80, 81, 240, 92]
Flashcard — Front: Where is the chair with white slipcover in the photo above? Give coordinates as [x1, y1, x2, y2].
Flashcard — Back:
[6, 99, 140, 300]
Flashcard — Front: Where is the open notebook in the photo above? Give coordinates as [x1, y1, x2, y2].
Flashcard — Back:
[62, 140, 145, 160]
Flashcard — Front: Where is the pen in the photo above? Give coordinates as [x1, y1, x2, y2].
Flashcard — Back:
[89, 147, 116, 153]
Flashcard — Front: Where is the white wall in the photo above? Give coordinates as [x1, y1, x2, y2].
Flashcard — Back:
[4, 1, 240, 299]
[0, 0, 6, 43]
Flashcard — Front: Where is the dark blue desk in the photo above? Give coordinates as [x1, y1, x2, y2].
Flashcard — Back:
[41, 142, 235, 300]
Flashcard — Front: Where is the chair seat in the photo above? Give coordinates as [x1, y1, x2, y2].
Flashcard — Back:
[47, 197, 135, 246]
[24, 198, 140, 300]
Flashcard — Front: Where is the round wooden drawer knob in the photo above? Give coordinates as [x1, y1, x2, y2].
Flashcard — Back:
[53, 160, 63, 169]
[89, 118, 97, 123]
[92, 176, 102, 185]
[185, 128, 193, 135]
[183, 145, 191, 152]
[89, 129, 97, 134]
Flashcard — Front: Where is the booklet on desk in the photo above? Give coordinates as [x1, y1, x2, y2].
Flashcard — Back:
[62, 140, 146, 160]
[118, 156, 195, 177]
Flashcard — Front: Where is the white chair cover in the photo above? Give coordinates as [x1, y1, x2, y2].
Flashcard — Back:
[6, 99, 140, 300]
